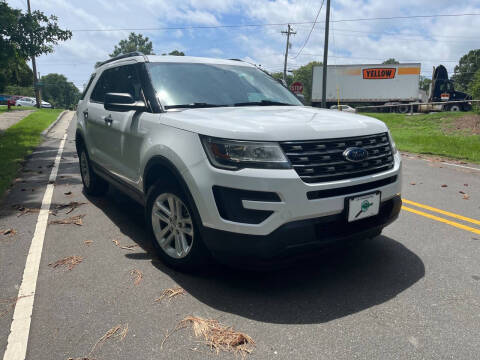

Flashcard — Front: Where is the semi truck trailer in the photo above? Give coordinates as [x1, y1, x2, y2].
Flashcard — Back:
[311, 63, 472, 112]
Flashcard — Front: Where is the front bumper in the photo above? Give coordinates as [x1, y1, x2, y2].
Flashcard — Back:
[184, 151, 402, 236]
[202, 195, 402, 265]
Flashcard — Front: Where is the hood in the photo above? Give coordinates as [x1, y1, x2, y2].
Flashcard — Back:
[161, 106, 388, 141]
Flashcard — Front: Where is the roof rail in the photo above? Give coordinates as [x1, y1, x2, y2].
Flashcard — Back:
[95, 51, 147, 68]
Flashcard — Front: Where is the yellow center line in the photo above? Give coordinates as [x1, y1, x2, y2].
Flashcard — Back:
[402, 206, 480, 235]
[402, 198, 480, 226]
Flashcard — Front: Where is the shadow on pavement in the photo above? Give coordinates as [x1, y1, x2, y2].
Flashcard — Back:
[90, 187, 425, 325]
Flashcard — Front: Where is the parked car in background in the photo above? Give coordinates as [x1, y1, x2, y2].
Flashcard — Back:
[330, 104, 356, 113]
[15, 97, 53, 108]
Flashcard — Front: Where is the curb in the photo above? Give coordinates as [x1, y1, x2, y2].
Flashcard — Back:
[41, 110, 68, 136]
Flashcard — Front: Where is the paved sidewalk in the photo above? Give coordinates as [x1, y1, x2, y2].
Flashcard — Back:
[0, 110, 35, 132]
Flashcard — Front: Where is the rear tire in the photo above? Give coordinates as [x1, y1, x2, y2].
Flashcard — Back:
[146, 180, 210, 271]
[78, 146, 108, 196]
[449, 105, 461, 112]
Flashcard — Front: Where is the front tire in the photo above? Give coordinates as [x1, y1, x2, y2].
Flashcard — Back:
[78, 146, 108, 196]
[146, 181, 210, 271]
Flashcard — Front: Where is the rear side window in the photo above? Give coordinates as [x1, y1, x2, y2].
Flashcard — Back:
[80, 73, 96, 100]
[90, 64, 141, 103]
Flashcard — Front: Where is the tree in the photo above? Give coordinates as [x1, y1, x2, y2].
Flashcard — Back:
[419, 76, 432, 92]
[164, 50, 185, 56]
[0, 1, 72, 64]
[382, 58, 400, 65]
[0, 55, 33, 92]
[291, 61, 322, 105]
[40, 73, 80, 109]
[271, 72, 293, 87]
[469, 68, 480, 112]
[110, 32, 153, 57]
[451, 49, 480, 91]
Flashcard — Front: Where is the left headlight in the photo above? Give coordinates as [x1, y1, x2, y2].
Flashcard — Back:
[200, 135, 290, 170]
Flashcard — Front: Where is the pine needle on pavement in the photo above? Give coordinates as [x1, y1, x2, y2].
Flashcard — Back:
[168, 316, 255, 356]
[155, 287, 186, 302]
[49, 256, 83, 270]
[112, 239, 139, 251]
[129, 269, 143, 286]
[49, 214, 85, 226]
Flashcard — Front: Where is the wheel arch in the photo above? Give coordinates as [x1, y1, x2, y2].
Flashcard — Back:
[143, 155, 204, 228]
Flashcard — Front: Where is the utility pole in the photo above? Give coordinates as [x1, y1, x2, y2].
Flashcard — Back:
[321, 0, 331, 108]
[281, 24, 296, 83]
[26, 0, 41, 108]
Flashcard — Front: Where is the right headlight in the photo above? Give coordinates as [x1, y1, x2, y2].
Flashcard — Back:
[200, 135, 291, 170]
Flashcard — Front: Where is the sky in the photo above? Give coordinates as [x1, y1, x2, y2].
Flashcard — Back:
[8, 0, 480, 90]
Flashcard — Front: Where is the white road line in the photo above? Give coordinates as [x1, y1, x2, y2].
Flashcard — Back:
[3, 133, 68, 360]
[440, 162, 480, 171]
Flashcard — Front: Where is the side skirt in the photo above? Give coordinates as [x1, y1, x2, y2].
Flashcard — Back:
[91, 162, 145, 206]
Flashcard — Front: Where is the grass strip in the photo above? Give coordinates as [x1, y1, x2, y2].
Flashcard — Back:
[365, 112, 480, 163]
[0, 109, 62, 197]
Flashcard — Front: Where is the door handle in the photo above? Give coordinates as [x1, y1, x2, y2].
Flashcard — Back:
[103, 114, 113, 125]
[83, 110, 88, 119]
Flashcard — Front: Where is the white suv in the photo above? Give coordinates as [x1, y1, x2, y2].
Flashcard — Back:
[76, 52, 402, 269]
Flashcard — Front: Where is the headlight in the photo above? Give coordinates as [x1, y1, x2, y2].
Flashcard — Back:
[388, 131, 398, 154]
[200, 135, 290, 170]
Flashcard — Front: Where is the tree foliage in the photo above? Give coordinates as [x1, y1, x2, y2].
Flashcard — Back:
[40, 73, 80, 109]
[451, 49, 480, 92]
[291, 61, 322, 105]
[469, 68, 480, 112]
[270, 62, 321, 104]
[419, 76, 432, 92]
[110, 32, 154, 57]
[0, 1, 72, 64]
[0, 55, 33, 92]
[164, 50, 185, 56]
[382, 58, 400, 65]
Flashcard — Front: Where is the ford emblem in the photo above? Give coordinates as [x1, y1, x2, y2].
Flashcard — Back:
[343, 147, 368, 162]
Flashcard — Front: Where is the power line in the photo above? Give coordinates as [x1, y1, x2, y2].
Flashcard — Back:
[291, 0, 325, 59]
[70, 13, 480, 32]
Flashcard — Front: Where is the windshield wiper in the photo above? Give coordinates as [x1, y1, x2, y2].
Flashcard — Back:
[164, 102, 226, 110]
[233, 100, 294, 107]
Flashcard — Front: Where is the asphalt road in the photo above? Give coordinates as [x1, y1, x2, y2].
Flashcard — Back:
[1, 112, 479, 360]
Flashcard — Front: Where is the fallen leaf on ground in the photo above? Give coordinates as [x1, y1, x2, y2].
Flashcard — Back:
[410, 182, 416, 185]
[90, 324, 128, 355]
[64, 191, 72, 195]
[463, 194, 470, 200]
[55, 201, 86, 214]
[459, 191, 466, 194]
[3, 228, 16, 236]
[49, 214, 85, 226]
[441, 184, 448, 188]
[167, 316, 255, 356]
[130, 269, 143, 286]
[49, 256, 83, 270]
[464, 184, 469, 187]
[112, 239, 139, 251]
[84, 240, 93, 246]
[155, 287, 186, 302]
[15, 205, 41, 217]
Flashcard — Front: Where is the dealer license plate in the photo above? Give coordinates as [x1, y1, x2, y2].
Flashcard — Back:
[347, 192, 380, 222]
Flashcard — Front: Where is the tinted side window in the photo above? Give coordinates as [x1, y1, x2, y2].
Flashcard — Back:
[90, 64, 141, 103]
[80, 73, 96, 100]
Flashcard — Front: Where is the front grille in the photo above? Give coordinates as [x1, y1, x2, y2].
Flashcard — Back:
[280, 133, 394, 183]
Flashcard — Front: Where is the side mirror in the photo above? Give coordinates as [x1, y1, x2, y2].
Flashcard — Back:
[104, 93, 146, 112]
[295, 93, 305, 104]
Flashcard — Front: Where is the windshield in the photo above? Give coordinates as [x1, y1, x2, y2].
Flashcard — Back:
[146, 62, 302, 109]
